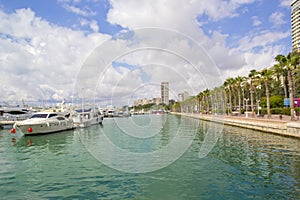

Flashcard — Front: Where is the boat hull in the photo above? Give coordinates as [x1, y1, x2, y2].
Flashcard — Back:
[14, 118, 74, 136]
[73, 116, 103, 128]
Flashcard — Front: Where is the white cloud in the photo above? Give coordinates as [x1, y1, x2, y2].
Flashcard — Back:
[72, 28, 226, 107]
[105, 0, 290, 82]
[107, 0, 256, 39]
[89, 19, 99, 32]
[0, 8, 109, 103]
[280, 0, 292, 7]
[269, 11, 286, 27]
[0, 0, 292, 106]
[79, 18, 99, 32]
[236, 30, 290, 52]
[62, 4, 96, 16]
[252, 16, 262, 26]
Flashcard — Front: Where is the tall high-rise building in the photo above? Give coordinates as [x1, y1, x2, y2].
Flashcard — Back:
[291, 0, 300, 51]
[161, 82, 169, 105]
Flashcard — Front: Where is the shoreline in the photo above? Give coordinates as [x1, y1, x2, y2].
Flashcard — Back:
[171, 112, 300, 139]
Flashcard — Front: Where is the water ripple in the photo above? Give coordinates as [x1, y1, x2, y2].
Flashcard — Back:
[0, 115, 300, 199]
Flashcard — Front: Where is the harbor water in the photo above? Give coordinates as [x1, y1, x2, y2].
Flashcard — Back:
[0, 114, 300, 199]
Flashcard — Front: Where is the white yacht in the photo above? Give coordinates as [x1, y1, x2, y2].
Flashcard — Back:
[104, 108, 116, 117]
[0, 107, 32, 122]
[72, 108, 103, 128]
[12, 112, 74, 135]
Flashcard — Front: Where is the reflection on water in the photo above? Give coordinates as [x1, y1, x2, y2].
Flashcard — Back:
[0, 114, 299, 199]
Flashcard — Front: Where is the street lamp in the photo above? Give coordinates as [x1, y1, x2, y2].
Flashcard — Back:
[244, 98, 249, 117]
[256, 99, 260, 116]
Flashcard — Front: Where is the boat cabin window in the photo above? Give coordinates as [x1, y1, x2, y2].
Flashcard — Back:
[48, 113, 57, 118]
[57, 117, 65, 120]
[30, 114, 48, 119]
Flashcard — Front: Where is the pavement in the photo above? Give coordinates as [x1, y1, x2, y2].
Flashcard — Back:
[224, 114, 298, 123]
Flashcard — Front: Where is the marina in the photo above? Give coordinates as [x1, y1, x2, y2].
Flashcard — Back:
[1, 114, 300, 199]
[0, 0, 300, 199]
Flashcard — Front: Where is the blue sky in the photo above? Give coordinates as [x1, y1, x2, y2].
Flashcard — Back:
[0, 0, 292, 48]
[0, 0, 121, 34]
[201, 1, 292, 49]
[0, 0, 295, 106]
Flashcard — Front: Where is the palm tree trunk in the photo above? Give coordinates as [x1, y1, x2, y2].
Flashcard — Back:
[206, 97, 210, 114]
[229, 87, 232, 114]
[283, 75, 289, 98]
[264, 81, 271, 118]
[238, 87, 241, 116]
[288, 69, 296, 121]
[250, 81, 255, 117]
[198, 98, 201, 113]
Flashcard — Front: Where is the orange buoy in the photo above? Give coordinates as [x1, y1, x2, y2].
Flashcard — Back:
[11, 128, 16, 134]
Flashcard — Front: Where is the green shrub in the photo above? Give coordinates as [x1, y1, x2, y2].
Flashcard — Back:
[282, 108, 291, 115]
[260, 96, 284, 109]
[271, 108, 283, 114]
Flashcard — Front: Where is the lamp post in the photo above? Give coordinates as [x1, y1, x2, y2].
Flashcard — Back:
[227, 103, 230, 115]
[245, 98, 249, 117]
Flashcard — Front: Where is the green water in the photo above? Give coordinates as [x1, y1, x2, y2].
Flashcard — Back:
[0, 114, 300, 199]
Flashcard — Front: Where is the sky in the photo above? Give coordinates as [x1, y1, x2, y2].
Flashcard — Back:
[0, 0, 295, 107]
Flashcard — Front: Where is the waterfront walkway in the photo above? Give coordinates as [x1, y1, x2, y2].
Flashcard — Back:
[172, 112, 300, 139]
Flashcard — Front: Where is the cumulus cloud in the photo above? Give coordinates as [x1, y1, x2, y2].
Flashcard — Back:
[0, 8, 109, 103]
[80, 18, 99, 32]
[252, 16, 262, 26]
[0, 0, 292, 107]
[236, 30, 290, 52]
[107, 0, 255, 40]
[269, 11, 286, 27]
[105, 0, 290, 78]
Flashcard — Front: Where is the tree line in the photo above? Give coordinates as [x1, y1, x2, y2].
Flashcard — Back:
[172, 51, 300, 121]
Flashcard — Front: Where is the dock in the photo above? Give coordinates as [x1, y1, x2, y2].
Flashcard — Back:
[0, 121, 15, 129]
[172, 112, 300, 139]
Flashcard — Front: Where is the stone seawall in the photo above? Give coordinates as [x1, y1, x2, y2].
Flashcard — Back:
[172, 112, 300, 139]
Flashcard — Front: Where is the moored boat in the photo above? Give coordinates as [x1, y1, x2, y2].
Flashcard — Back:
[105, 108, 116, 117]
[115, 111, 131, 117]
[11, 112, 74, 135]
[72, 108, 103, 128]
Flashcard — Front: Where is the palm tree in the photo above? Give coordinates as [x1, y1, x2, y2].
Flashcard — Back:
[196, 92, 204, 113]
[286, 52, 300, 121]
[260, 68, 273, 119]
[274, 55, 289, 98]
[223, 77, 234, 115]
[275, 52, 300, 121]
[203, 89, 210, 114]
[234, 76, 245, 116]
[248, 69, 258, 117]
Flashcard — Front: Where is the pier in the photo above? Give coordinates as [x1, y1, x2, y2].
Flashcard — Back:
[0, 121, 15, 129]
[172, 112, 300, 139]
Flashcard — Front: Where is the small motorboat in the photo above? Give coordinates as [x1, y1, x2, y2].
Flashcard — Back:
[12, 111, 74, 136]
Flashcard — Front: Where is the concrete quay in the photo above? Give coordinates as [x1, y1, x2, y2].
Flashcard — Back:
[0, 121, 15, 129]
[172, 112, 300, 139]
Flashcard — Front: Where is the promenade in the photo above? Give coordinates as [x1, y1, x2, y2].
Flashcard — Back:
[172, 112, 300, 139]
